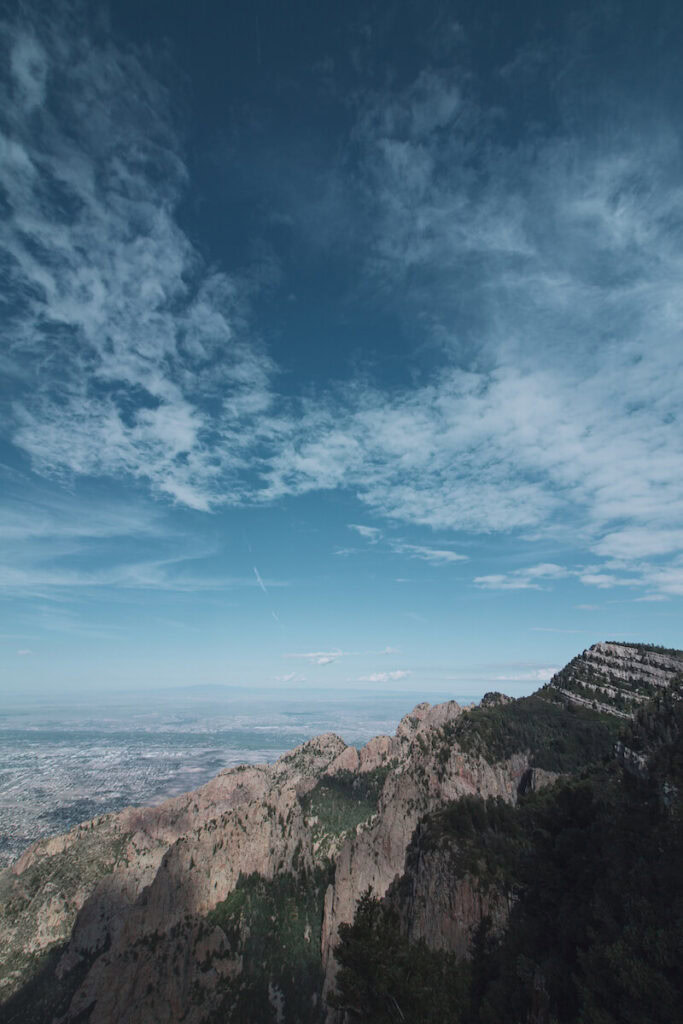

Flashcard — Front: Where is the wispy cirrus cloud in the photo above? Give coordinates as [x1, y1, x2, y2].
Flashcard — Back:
[577, 572, 642, 590]
[475, 575, 542, 592]
[476, 559, 683, 600]
[357, 670, 411, 683]
[0, 560, 287, 595]
[259, 63, 683, 583]
[261, 350, 682, 552]
[284, 649, 343, 666]
[2, 6, 681, 614]
[0, 475, 280, 599]
[1, 4, 277, 512]
[283, 645, 399, 666]
[348, 524, 382, 542]
[345, 525, 466, 565]
[628, 562, 683, 598]
[274, 672, 306, 684]
[390, 542, 466, 565]
[592, 529, 683, 561]
[0, 482, 161, 542]
[475, 563, 570, 590]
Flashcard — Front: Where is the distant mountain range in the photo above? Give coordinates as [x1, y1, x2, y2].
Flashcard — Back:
[1, 641, 682, 1024]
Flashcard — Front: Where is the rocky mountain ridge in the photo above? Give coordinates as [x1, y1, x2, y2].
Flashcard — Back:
[1, 641, 681, 1024]
[547, 640, 683, 717]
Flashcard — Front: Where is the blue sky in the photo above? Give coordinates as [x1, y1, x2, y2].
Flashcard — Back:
[1, 0, 682, 697]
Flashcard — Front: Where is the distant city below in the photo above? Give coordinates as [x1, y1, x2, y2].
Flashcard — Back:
[0, 689, 479, 866]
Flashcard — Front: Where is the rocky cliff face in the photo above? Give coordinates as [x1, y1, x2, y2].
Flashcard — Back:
[385, 835, 510, 958]
[548, 641, 683, 717]
[2, 642, 678, 1024]
[318, 702, 534, 1009]
[0, 703, 534, 1023]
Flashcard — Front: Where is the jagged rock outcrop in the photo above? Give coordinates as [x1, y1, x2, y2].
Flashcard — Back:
[319, 704, 534, 1008]
[3, 643, 676, 1024]
[329, 670, 683, 1024]
[0, 734, 344, 1019]
[548, 641, 682, 717]
[0, 698, 539, 1023]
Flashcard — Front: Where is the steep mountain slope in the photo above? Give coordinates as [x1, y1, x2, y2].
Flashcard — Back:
[547, 641, 683, 717]
[334, 677, 683, 1023]
[1, 642, 680, 1024]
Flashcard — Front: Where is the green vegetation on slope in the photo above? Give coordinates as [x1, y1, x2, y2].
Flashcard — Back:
[443, 693, 621, 772]
[549, 645, 683, 716]
[205, 866, 333, 1024]
[606, 641, 683, 659]
[329, 890, 469, 1024]
[331, 686, 683, 1024]
[299, 767, 391, 838]
[410, 795, 528, 890]
[0, 826, 129, 1001]
[5, 658, 680, 1024]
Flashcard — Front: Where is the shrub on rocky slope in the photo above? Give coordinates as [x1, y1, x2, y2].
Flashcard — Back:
[331, 677, 683, 1024]
[1, 642, 681, 1024]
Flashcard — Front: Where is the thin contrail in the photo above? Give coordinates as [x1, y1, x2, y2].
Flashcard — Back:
[253, 566, 268, 595]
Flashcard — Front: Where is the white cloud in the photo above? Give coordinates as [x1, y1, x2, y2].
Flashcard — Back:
[258, 68, 683, 577]
[593, 528, 683, 560]
[253, 566, 268, 594]
[261, 377, 560, 532]
[357, 670, 411, 683]
[274, 672, 306, 683]
[578, 573, 641, 590]
[566, 558, 683, 598]
[340, 532, 466, 565]
[282, 644, 397, 666]
[348, 524, 382, 542]
[1, 9, 277, 512]
[16, 648, 33, 656]
[474, 574, 542, 591]
[476, 555, 683, 600]
[390, 542, 467, 564]
[0, 486, 159, 542]
[475, 564, 570, 590]
[1, 13, 681, 609]
[284, 649, 344, 665]
[638, 563, 683, 597]
[0, 560, 287, 594]
[522, 564, 568, 579]
[0, 476, 287, 598]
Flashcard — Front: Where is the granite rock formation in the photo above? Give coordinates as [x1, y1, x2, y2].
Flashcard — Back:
[1, 642, 680, 1024]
